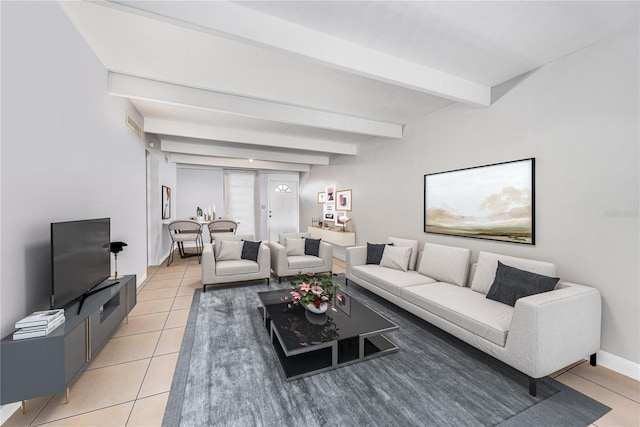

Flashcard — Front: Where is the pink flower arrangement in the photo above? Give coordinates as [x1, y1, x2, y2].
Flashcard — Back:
[282, 272, 340, 311]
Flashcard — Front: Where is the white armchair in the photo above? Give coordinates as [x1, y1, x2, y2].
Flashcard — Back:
[202, 234, 271, 291]
[268, 232, 333, 283]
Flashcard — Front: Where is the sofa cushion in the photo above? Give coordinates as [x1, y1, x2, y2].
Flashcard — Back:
[379, 245, 412, 272]
[418, 243, 471, 287]
[366, 243, 388, 265]
[215, 259, 259, 276]
[388, 237, 420, 270]
[241, 240, 261, 262]
[304, 238, 321, 257]
[402, 283, 514, 346]
[471, 251, 557, 295]
[486, 261, 560, 306]
[216, 240, 244, 261]
[288, 255, 324, 270]
[352, 264, 435, 297]
[285, 238, 305, 256]
[279, 232, 310, 244]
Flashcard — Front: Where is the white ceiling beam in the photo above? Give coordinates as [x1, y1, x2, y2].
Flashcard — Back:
[159, 138, 330, 165]
[109, 73, 402, 138]
[169, 153, 310, 173]
[107, 1, 491, 107]
[144, 118, 357, 156]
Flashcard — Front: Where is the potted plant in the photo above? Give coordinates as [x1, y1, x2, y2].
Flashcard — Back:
[284, 272, 342, 314]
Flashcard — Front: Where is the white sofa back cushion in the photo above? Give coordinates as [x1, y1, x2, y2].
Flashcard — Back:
[278, 232, 310, 244]
[214, 234, 254, 259]
[387, 237, 419, 270]
[418, 243, 471, 287]
[471, 251, 557, 295]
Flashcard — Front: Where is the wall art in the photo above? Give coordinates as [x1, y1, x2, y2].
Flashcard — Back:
[336, 189, 352, 211]
[424, 158, 535, 244]
[162, 185, 172, 219]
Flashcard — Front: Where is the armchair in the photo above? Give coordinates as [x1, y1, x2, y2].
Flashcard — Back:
[202, 234, 271, 291]
[269, 232, 333, 283]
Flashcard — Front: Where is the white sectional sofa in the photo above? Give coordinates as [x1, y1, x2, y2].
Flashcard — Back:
[346, 238, 602, 396]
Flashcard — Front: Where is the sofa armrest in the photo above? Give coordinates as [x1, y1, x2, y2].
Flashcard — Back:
[506, 282, 601, 378]
[346, 246, 367, 278]
[268, 241, 288, 276]
[318, 241, 333, 271]
[202, 243, 216, 284]
[257, 243, 271, 277]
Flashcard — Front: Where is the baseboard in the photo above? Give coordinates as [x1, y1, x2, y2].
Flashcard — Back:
[137, 272, 147, 287]
[0, 402, 21, 424]
[596, 350, 640, 381]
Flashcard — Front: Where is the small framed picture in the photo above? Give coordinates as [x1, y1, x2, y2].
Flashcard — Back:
[325, 184, 336, 203]
[336, 189, 352, 211]
[317, 192, 326, 203]
[162, 185, 171, 219]
[323, 203, 335, 222]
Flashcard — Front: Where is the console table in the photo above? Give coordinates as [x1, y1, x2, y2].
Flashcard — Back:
[0, 275, 136, 408]
[307, 226, 355, 246]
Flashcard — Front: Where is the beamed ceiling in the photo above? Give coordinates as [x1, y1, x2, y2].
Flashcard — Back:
[60, 1, 639, 171]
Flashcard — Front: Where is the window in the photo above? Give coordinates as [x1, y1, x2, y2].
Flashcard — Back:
[223, 170, 257, 237]
[274, 184, 291, 193]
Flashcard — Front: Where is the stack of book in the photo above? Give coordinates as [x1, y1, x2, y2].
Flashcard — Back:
[13, 309, 65, 340]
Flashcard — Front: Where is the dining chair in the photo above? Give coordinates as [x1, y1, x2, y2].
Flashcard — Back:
[207, 219, 238, 242]
[167, 220, 204, 266]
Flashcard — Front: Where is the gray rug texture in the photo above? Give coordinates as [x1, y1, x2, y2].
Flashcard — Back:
[164, 275, 610, 427]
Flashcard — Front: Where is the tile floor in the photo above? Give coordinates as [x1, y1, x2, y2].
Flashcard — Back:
[4, 256, 639, 426]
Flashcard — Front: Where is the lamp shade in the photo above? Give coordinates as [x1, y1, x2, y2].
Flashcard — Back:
[109, 241, 128, 254]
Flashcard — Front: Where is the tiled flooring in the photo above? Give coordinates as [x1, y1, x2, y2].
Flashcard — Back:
[4, 257, 639, 426]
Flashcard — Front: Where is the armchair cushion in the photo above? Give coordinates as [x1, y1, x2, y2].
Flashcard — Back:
[241, 240, 261, 262]
[216, 259, 259, 276]
[288, 255, 324, 270]
[486, 262, 559, 306]
[216, 240, 244, 261]
[285, 238, 305, 256]
[304, 238, 321, 257]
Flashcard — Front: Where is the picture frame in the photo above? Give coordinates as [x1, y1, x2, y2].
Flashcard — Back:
[325, 184, 336, 203]
[162, 185, 171, 219]
[323, 202, 335, 222]
[424, 158, 535, 244]
[317, 192, 326, 204]
[336, 189, 352, 211]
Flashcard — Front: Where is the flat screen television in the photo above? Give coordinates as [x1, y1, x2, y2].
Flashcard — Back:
[50, 218, 111, 309]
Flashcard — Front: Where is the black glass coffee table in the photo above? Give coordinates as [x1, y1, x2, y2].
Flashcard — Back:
[257, 289, 399, 380]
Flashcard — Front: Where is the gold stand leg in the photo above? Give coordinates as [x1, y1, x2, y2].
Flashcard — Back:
[21, 400, 25, 414]
[65, 388, 70, 404]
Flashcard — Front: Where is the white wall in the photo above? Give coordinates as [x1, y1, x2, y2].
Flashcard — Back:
[1, 1, 147, 339]
[146, 138, 177, 266]
[301, 28, 639, 370]
[176, 166, 224, 222]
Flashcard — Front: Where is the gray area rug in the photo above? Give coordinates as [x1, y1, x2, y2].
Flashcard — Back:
[164, 275, 609, 426]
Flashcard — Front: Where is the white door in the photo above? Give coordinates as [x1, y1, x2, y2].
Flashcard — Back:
[268, 180, 298, 242]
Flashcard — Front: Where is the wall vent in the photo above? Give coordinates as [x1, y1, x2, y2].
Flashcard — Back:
[126, 114, 144, 139]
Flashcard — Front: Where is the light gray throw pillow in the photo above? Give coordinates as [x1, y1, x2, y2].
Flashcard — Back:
[379, 245, 412, 272]
[216, 240, 244, 261]
[285, 238, 305, 256]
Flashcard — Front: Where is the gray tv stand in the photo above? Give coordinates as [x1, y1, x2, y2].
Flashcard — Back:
[0, 275, 137, 409]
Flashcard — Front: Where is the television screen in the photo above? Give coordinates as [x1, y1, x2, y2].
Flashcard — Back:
[50, 218, 111, 309]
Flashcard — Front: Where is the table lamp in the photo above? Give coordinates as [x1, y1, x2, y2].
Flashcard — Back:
[338, 216, 352, 232]
[109, 241, 128, 280]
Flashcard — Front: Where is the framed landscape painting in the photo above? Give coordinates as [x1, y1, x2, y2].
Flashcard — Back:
[424, 158, 535, 244]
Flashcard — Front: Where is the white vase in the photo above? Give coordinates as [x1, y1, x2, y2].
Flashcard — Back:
[306, 302, 328, 314]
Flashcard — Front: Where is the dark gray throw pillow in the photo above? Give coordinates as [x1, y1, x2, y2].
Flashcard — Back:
[241, 240, 261, 262]
[366, 242, 393, 265]
[304, 238, 321, 257]
[486, 261, 560, 306]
